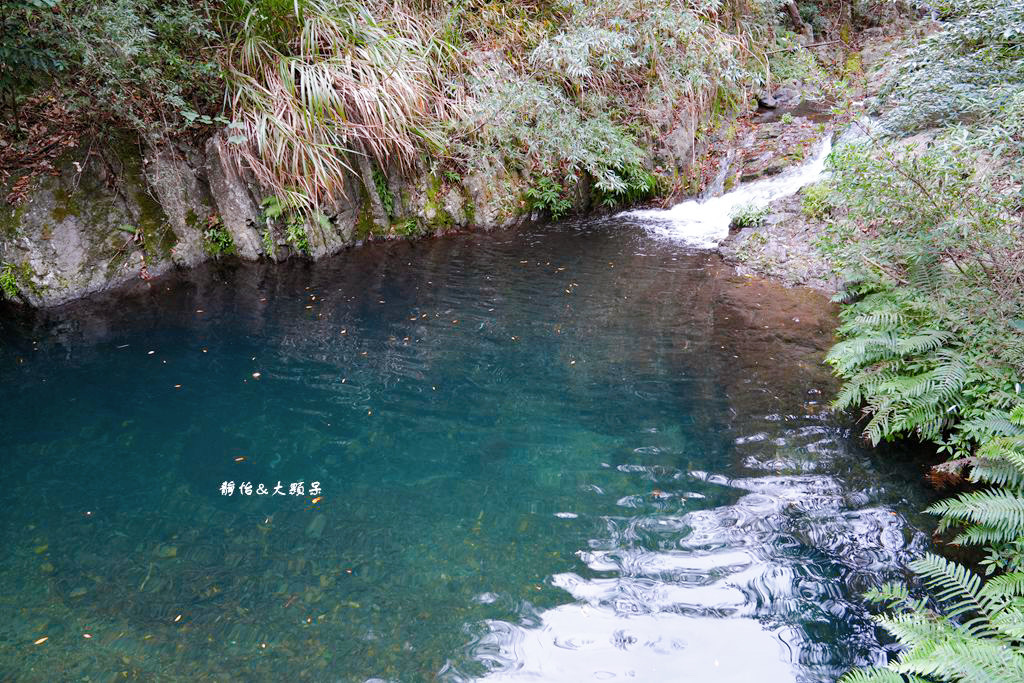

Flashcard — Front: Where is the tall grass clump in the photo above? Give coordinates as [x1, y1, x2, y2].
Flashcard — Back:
[217, 0, 461, 212]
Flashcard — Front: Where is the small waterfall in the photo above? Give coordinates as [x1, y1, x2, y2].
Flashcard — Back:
[701, 147, 738, 200]
[623, 136, 833, 248]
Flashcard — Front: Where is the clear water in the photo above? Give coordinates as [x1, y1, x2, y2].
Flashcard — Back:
[0, 219, 933, 682]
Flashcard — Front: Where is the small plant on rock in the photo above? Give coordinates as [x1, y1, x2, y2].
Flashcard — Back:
[202, 215, 234, 257]
[800, 182, 833, 221]
[729, 203, 769, 230]
[285, 218, 309, 254]
[525, 175, 573, 220]
[0, 263, 18, 299]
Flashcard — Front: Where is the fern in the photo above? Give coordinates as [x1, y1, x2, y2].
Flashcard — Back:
[842, 409, 1024, 682]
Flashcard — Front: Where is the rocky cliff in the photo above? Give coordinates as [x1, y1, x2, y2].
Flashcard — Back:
[0, 130, 565, 307]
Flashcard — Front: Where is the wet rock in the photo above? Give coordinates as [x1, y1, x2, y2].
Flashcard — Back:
[155, 544, 178, 558]
[718, 192, 838, 293]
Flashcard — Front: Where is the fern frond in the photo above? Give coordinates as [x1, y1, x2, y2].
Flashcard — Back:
[927, 489, 1024, 542]
[982, 572, 1024, 598]
[907, 554, 995, 625]
[970, 457, 1024, 488]
[839, 668, 922, 683]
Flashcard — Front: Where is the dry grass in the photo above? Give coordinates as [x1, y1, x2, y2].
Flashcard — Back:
[221, 0, 461, 211]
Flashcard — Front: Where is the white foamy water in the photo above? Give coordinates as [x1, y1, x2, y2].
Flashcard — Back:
[623, 137, 833, 248]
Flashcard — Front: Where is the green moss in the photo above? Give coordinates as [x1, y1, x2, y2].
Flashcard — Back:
[462, 193, 476, 227]
[393, 217, 424, 238]
[843, 51, 862, 78]
[185, 208, 202, 231]
[50, 187, 81, 223]
[421, 174, 455, 231]
[136, 191, 177, 259]
[0, 203, 26, 239]
[1, 260, 42, 299]
[355, 186, 376, 241]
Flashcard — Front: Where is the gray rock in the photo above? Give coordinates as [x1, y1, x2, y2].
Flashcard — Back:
[0, 140, 175, 307]
[204, 134, 263, 260]
[146, 146, 212, 268]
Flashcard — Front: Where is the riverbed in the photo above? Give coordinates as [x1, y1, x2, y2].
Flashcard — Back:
[0, 217, 934, 681]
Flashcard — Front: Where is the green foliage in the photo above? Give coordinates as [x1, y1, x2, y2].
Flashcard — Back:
[830, 21, 1024, 681]
[800, 181, 833, 221]
[0, 263, 19, 299]
[372, 168, 395, 220]
[261, 228, 275, 258]
[595, 163, 659, 208]
[823, 108, 1024, 455]
[7, 0, 785, 222]
[394, 217, 424, 238]
[463, 69, 650, 200]
[781, 112, 795, 124]
[524, 175, 573, 220]
[877, 0, 1024, 133]
[458, 0, 779, 212]
[729, 203, 769, 230]
[201, 216, 234, 257]
[41, 0, 218, 139]
[259, 195, 286, 222]
[260, 194, 309, 254]
[284, 218, 309, 254]
[764, 28, 828, 94]
[0, 0, 63, 125]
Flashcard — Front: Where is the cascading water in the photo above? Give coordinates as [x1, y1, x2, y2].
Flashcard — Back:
[623, 136, 834, 248]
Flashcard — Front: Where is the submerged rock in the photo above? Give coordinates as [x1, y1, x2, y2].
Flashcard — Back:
[306, 513, 327, 539]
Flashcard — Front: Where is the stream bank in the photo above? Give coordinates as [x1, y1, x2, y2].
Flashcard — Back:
[0, 12, 913, 309]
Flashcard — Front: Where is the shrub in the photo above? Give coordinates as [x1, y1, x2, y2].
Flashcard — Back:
[841, 406, 1024, 683]
[876, 0, 1024, 133]
[827, 35, 1024, 683]
[0, 0, 64, 129]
